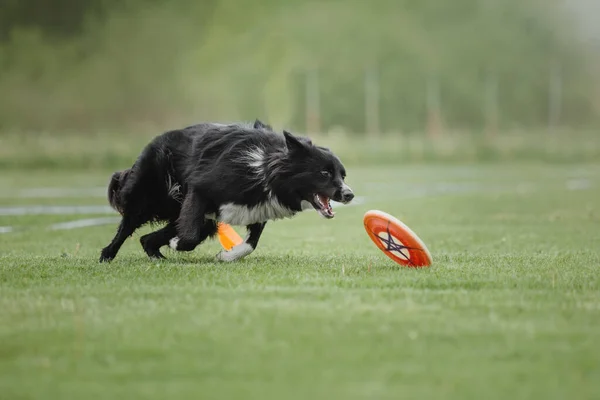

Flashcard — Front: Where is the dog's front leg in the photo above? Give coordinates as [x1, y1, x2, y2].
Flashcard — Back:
[99, 215, 145, 262]
[170, 189, 209, 251]
[216, 222, 266, 262]
[140, 222, 177, 259]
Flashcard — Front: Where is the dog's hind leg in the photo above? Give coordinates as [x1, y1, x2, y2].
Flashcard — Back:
[170, 219, 218, 252]
[140, 222, 177, 259]
[216, 222, 266, 262]
[99, 214, 145, 262]
[170, 189, 215, 251]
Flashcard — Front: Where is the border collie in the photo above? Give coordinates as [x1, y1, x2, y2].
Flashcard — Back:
[99, 119, 354, 262]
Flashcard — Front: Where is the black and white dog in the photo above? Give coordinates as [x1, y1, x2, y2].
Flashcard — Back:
[99, 119, 354, 263]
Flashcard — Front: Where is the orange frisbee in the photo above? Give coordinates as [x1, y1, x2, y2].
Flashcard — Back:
[217, 223, 243, 250]
[363, 210, 432, 267]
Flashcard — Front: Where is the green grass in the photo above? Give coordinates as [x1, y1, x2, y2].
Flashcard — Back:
[1, 164, 600, 399]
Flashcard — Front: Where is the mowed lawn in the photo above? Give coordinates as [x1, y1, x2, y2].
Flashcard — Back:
[1, 164, 599, 400]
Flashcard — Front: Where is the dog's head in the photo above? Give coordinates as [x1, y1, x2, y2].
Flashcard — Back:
[281, 130, 354, 219]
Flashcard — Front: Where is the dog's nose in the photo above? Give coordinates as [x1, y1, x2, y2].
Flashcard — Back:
[342, 191, 354, 203]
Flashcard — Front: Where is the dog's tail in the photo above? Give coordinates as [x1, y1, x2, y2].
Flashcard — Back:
[107, 169, 131, 215]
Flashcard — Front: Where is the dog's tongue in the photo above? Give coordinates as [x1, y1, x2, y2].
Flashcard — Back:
[318, 194, 334, 218]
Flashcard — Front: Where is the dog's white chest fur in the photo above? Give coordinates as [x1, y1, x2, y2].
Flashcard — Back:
[211, 199, 296, 226]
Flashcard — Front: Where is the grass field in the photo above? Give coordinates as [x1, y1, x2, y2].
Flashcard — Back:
[1, 163, 599, 399]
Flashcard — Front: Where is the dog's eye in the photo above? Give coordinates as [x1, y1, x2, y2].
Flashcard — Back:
[320, 171, 331, 178]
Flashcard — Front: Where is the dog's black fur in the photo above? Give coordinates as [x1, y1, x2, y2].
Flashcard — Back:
[99, 119, 353, 262]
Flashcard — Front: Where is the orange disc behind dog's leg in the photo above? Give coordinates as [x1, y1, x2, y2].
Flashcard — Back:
[217, 223, 243, 250]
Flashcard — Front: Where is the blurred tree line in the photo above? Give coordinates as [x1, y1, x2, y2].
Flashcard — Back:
[0, 0, 598, 134]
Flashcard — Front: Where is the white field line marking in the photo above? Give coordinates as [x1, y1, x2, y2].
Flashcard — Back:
[0, 174, 592, 203]
[331, 196, 365, 208]
[0, 175, 592, 234]
[0, 197, 365, 217]
[0, 199, 365, 235]
[566, 178, 591, 191]
[0, 205, 115, 216]
[49, 217, 121, 231]
[0, 217, 121, 235]
[0, 187, 106, 199]
[362, 182, 516, 199]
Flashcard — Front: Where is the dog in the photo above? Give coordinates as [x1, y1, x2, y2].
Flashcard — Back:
[99, 119, 354, 263]
[100, 119, 273, 261]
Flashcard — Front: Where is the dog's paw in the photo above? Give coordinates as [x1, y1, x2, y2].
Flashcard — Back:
[140, 238, 166, 259]
[146, 250, 166, 260]
[99, 248, 115, 263]
[216, 243, 254, 262]
[170, 237, 198, 252]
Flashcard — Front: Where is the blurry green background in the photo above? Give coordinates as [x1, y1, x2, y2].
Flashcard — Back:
[1, 0, 599, 166]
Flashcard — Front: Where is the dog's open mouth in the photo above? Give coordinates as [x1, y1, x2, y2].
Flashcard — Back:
[311, 194, 335, 219]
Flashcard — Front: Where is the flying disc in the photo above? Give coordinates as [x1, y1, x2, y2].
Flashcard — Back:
[217, 223, 243, 250]
[363, 210, 432, 267]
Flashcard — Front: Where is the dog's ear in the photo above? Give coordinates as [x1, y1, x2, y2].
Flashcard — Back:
[254, 119, 272, 130]
[299, 136, 313, 146]
[284, 130, 309, 154]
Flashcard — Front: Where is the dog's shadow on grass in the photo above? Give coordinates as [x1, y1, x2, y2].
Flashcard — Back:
[134, 252, 271, 267]
[62, 250, 436, 272]
[96, 253, 338, 269]
[122, 253, 435, 271]
[156, 254, 292, 268]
